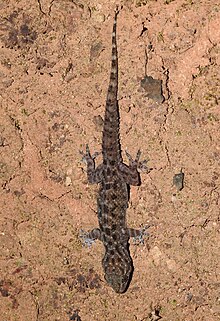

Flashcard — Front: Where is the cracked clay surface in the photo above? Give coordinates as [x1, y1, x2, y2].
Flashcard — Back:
[0, 0, 220, 320]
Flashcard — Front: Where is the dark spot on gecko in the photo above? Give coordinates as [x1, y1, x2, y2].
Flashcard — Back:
[106, 167, 111, 176]
[111, 193, 118, 200]
[110, 160, 116, 166]
[105, 183, 111, 190]
[111, 224, 117, 231]
[103, 204, 109, 213]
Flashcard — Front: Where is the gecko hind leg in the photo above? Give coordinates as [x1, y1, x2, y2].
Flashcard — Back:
[128, 226, 150, 244]
[79, 228, 101, 247]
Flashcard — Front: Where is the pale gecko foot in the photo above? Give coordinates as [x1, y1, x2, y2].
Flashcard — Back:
[79, 144, 100, 164]
[79, 145, 103, 184]
[125, 149, 150, 172]
[128, 225, 150, 245]
[79, 228, 101, 247]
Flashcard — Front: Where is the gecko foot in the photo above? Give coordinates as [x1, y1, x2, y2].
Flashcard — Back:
[128, 225, 150, 245]
[79, 229, 96, 248]
[79, 228, 101, 247]
[79, 144, 100, 164]
[125, 149, 150, 172]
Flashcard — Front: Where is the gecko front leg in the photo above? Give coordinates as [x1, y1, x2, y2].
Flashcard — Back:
[80, 144, 103, 184]
[118, 150, 150, 186]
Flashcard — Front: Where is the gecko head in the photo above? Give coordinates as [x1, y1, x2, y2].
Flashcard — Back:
[102, 250, 133, 293]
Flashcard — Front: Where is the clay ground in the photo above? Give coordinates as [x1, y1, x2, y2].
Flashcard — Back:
[0, 0, 220, 320]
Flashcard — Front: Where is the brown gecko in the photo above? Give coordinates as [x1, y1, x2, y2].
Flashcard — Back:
[81, 7, 149, 293]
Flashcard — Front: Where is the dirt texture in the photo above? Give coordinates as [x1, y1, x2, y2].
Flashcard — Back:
[0, 0, 220, 320]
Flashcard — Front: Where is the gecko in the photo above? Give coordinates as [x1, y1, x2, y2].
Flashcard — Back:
[81, 7, 149, 293]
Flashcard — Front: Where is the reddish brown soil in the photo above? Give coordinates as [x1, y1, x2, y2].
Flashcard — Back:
[0, 1, 220, 320]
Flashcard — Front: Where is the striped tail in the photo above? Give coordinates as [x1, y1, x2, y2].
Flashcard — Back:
[106, 7, 119, 104]
[102, 7, 121, 163]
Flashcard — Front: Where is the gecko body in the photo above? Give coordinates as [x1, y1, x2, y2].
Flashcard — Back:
[81, 8, 148, 293]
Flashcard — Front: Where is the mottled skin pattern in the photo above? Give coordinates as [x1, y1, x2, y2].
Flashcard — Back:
[81, 8, 148, 293]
